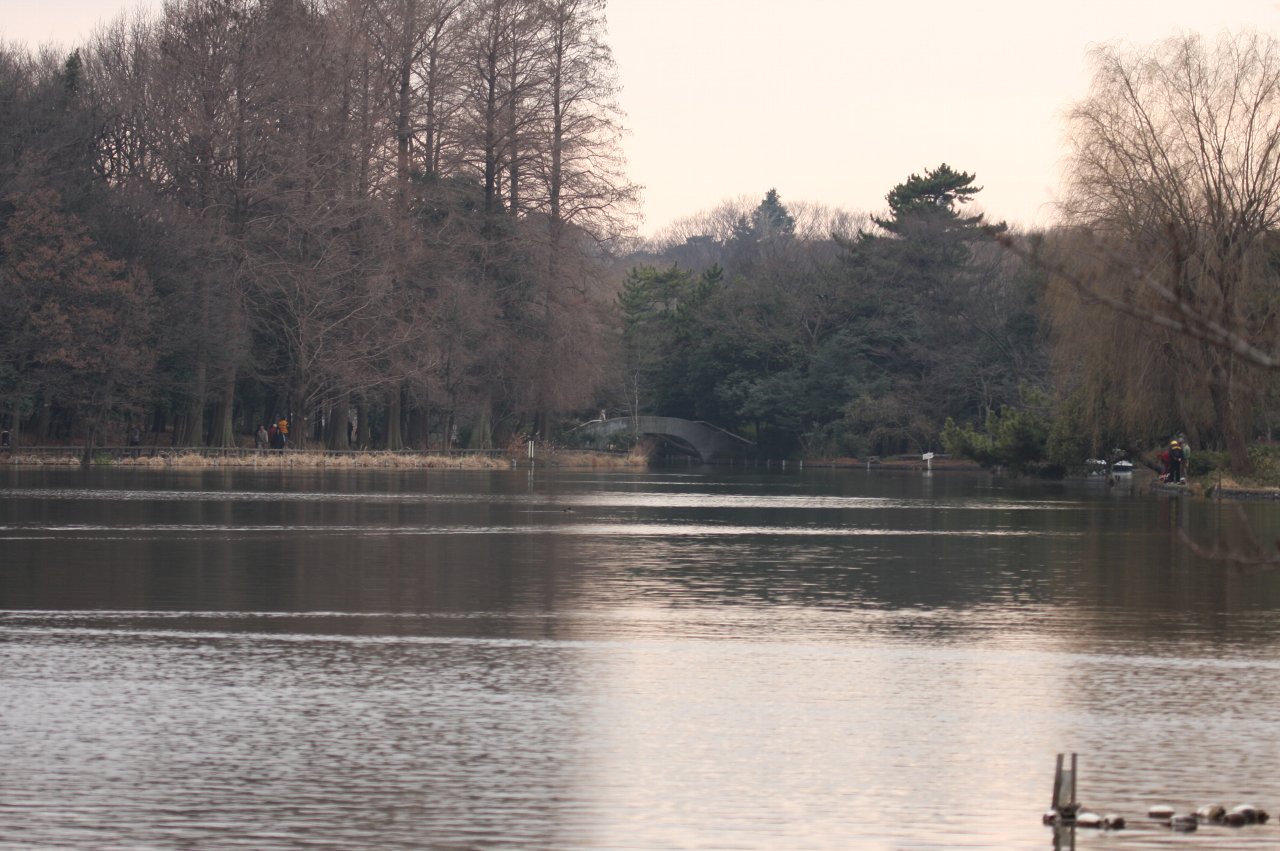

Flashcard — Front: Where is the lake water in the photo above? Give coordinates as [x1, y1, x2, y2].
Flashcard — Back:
[2, 465, 1279, 850]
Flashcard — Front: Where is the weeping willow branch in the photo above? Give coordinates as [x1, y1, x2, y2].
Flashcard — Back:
[992, 227, 1280, 371]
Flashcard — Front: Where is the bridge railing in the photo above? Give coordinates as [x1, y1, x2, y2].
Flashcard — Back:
[572, 416, 755, 445]
[690, 420, 755, 446]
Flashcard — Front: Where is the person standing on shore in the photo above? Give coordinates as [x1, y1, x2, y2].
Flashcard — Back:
[255, 424, 268, 450]
[1168, 439, 1185, 484]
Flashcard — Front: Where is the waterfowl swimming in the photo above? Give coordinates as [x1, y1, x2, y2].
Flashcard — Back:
[1169, 814, 1197, 832]
[1148, 804, 1175, 820]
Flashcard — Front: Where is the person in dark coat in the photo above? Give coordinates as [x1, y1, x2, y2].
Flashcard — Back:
[1168, 439, 1185, 484]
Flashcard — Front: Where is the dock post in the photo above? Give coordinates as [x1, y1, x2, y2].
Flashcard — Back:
[1051, 753, 1078, 823]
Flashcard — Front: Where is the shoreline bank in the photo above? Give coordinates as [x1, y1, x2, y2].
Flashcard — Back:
[0, 447, 650, 470]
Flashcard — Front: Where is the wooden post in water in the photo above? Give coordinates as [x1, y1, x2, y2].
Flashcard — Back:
[1051, 752, 1078, 821]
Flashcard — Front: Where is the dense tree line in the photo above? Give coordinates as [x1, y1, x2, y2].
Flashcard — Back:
[619, 32, 1280, 474]
[615, 171, 1046, 459]
[7, 13, 1280, 474]
[0, 0, 634, 451]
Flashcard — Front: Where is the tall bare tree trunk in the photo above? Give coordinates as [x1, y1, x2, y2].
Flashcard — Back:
[6, 397, 20, 448]
[289, 380, 307, 450]
[408, 405, 428, 448]
[207, 367, 236, 447]
[356, 396, 371, 449]
[1216, 360, 1253, 473]
[326, 393, 350, 450]
[386, 386, 404, 449]
[179, 359, 207, 446]
[34, 394, 51, 444]
[469, 397, 492, 449]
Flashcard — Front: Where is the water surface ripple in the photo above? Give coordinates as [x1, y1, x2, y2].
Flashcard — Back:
[2, 466, 1279, 850]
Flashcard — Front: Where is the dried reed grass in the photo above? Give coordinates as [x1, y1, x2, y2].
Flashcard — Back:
[2, 453, 82, 466]
[1, 447, 652, 469]
[118, 452, 513, 469]
[541, 445, 651, 468]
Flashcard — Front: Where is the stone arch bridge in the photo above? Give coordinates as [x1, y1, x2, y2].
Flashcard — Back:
[573, 416, 754, 463]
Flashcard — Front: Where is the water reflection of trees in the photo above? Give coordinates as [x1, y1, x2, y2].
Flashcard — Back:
[586, 485, 1280, 651]
[7, 469, 1280, 654]
[1, 469, 596, 641]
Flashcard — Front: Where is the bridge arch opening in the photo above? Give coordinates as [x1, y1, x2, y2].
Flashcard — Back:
[571, 416, 754, 464]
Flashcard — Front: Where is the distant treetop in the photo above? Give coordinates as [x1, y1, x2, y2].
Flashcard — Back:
[873, 164, 1003, 236]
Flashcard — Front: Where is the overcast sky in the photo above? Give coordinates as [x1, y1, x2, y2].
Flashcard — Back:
[5, 0, 1278, 235]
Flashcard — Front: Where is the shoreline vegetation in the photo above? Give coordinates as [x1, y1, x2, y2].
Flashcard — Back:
[0, 446, 985, 472]
[0, 445, 654, 470]
[5, 446, 1280, 500]
[7, 29, 1280, 499]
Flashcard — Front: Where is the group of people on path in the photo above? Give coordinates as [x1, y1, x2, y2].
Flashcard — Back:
[1159, 438, 1187, 484]
[255, 418, 290, 451]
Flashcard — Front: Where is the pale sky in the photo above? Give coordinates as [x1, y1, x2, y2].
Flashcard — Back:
[5, 0, 1279, 235]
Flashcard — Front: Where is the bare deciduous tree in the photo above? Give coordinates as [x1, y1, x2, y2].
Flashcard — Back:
[1055, 31, 1280, 471]
[3, 0, 639, 451]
